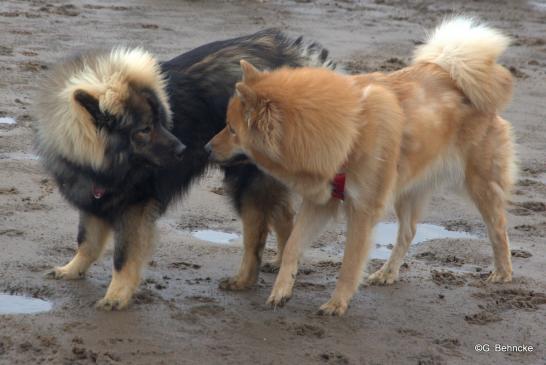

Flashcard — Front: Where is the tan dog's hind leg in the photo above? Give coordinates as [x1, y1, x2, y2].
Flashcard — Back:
[318, 208, 377, 316]
[466, 177, 512, 283]
[368, 190, 430, 285]
[96, 201, 158, 311]
[45, 213, 111, 280]
[219, 201, 269, 290]
[267, 199, 338, 307]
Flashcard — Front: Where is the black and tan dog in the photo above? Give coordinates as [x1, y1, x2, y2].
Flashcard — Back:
[35, 30, 337, 310]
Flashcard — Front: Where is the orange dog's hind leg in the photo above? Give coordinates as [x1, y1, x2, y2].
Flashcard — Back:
[466, 175, 512, 282]
[368, 189, 431, 285]
[465, 119, 514, 283]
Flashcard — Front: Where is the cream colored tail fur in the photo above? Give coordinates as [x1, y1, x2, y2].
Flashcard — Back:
[413, 17, 512, 112]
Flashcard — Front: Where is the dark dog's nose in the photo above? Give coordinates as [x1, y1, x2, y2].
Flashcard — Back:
[204, 142, 212, 156]
[174, 143, 186, 160]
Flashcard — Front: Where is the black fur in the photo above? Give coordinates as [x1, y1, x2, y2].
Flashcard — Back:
[38, 29, 335, 270]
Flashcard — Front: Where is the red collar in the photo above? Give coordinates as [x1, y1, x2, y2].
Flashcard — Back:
[331, 172, 346, 200]
[92, 183, 106, 199]
[331, 162, 348, 200]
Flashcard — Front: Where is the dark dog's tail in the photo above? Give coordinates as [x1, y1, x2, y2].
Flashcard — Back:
[289, 34, 338, 70]
[237, 29, 338, 72]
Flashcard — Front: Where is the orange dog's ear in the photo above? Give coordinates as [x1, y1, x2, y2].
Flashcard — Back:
[236, 81, 280, 142]
[235, 82, 257, 106]
[240, 60, 261, 83]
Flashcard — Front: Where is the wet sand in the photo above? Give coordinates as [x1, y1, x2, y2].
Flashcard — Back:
[0, 1, 545, 364]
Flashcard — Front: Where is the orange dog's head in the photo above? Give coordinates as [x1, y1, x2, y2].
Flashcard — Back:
[205, 60, 282, 166]
[206, 60, 363, 192]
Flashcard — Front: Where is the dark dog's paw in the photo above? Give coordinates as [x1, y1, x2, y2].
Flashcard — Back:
[95, 298, 127, 311]
[44, 266, 84, 280]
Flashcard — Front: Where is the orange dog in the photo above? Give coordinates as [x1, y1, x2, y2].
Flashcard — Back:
[206, 17, 516, 315]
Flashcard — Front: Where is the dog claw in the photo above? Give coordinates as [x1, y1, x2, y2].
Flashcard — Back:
[486, 270, 512, 283]
[44, 267, 84, 280]
[317, 298, 348, 316]
[44, 270, 58, 279]
[95, 298, 126, 311]
[218, 276, 254, 291]
[266, 295, 291, 308]
[367, 268, 398, 286]
[266, 283, 293, 308]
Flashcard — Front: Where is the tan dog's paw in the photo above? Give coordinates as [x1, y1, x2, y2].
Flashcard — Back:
[317, 298, 348, 316]
[218, 276, 255, 291]
[486, 270, 512, 283]
[266, 284, 293, 308]
[95, 294, 132, 311]
[367, 268, 398, 285]
[44, 266, 84, 280]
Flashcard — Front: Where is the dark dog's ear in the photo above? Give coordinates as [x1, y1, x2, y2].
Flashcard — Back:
[74, 90, 102, 123]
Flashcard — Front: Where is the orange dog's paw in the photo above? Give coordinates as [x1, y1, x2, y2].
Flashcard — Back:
[317, 298, 348, 316]
[367, 268, 398, 285]
[486, 270, 512, 283]
[266, 284, 293, 308]
[218, 276, 255, 291]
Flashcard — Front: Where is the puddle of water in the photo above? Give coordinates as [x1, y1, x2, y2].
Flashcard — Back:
[0, 152, 40, 161]
[530, 1, 546, 12]
[371, 223, 475, 260]
[190, 224, 475, 260]
[0, 294, 52, 315]
[0, 117, 16, 125]
[192, 230, 239, 244]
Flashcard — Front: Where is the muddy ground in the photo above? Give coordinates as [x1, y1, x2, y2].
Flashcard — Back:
[1, 0, 545, 364]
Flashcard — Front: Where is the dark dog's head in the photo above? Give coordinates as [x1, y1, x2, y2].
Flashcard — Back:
[36, 48, 185, 171]
[74, 87, 185, 168]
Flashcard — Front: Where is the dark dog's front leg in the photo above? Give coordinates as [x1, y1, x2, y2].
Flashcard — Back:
[45, 212, 112, 280]
[96, 200, 158, 311]
[219, 198, 269, 290]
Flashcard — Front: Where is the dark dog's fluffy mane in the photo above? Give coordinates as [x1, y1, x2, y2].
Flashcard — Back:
[35, 48, 170, 170]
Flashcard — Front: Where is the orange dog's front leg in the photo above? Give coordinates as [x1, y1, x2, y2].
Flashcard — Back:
[267, 199, 339, 307]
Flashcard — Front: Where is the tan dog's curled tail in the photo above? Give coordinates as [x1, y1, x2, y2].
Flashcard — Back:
[413, 16, 512, 113]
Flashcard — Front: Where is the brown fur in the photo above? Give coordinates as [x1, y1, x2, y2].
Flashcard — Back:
[35, 48, 171, 170]
[208, 18, 516, 315]
[219, 175, 294, 290]
[46, 214, 112, 280]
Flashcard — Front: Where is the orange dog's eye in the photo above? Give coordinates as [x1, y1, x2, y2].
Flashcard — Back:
[227, 123, 236, 135]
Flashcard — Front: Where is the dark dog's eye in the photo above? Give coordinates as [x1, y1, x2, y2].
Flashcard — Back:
[133, 126, 152, 144]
